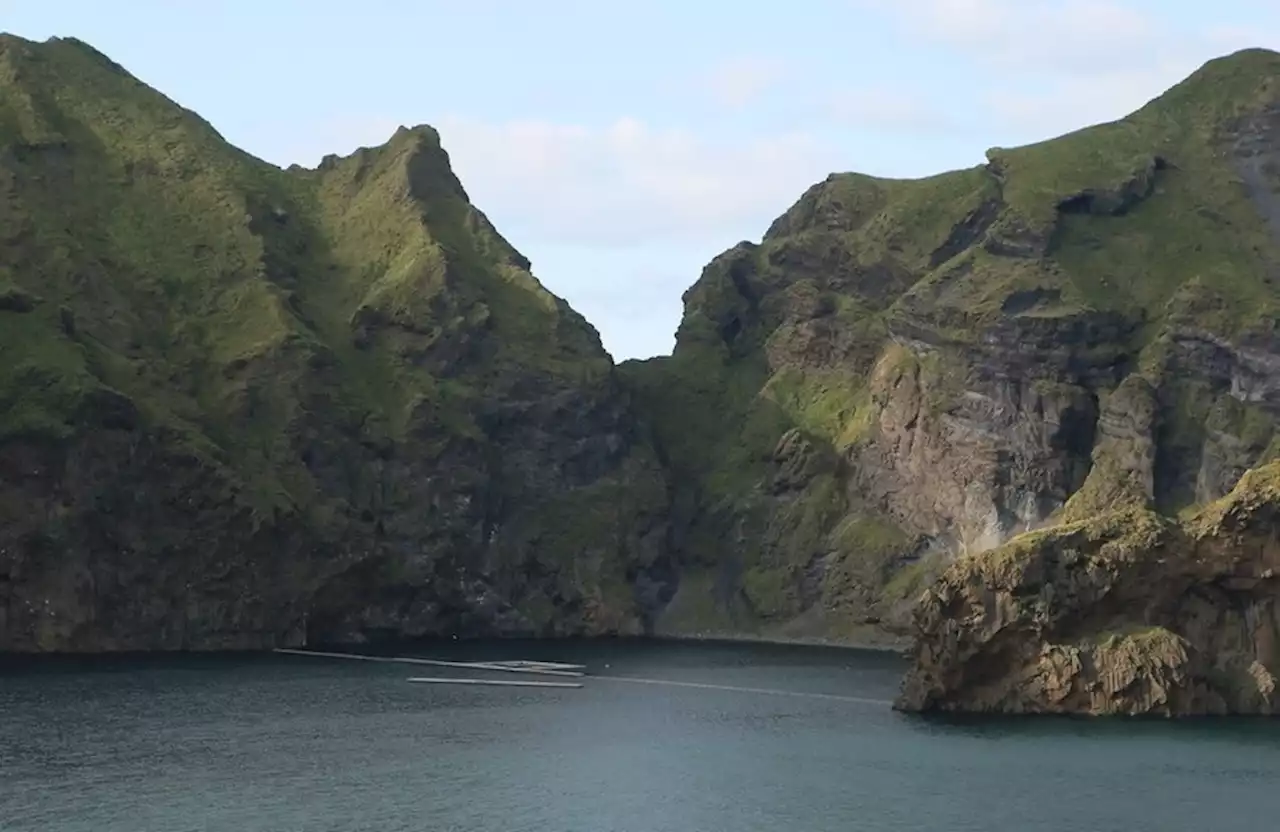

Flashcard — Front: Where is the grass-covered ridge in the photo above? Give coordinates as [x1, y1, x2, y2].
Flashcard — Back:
[0, 31, 611, 462]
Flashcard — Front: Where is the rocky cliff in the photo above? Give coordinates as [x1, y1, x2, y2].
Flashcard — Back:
[0, 34, 671, 651]
[896, 465, 1280, 715]
[624, 44, 1280, 704]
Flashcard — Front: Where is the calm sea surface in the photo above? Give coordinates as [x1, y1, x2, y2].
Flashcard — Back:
[2, 639, 1279, 831]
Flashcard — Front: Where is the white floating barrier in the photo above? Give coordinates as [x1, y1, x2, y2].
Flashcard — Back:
[488, 659, 587, 671]
[406, 676, 583, 689]
[271, 648, 586, 676]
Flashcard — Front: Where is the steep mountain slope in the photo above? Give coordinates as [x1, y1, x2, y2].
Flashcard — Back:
[0, 34, 671, 651]
[625, 47, 1280, 662]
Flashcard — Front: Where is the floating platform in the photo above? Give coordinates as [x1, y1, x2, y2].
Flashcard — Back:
[406, 676, 583, 689]
[485, 659, 586, 672]
[272, 648, 586, 676]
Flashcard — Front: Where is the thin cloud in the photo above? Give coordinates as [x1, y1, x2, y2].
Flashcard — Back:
[855, 0, 1161, 74]
[700, 57, 788, 109]
[827, 87, 954, 131]
[857, 0, 1280, 137]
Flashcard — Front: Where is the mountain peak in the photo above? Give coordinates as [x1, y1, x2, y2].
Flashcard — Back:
[388, 123, 442, 145]
[0, 32, 128, 73]
[1139, 45, 1280, 123]
[1198, 45, 1280, 69]
[313, 123, 443, 174]
[1184, 45, 1280, 93]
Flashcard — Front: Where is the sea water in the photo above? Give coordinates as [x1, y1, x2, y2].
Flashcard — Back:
[2, 640, 1279, 831]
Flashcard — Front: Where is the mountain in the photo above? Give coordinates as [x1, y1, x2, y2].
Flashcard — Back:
[4, 31, 1280, 712]
[0, 34, 672, 650]
[625, 46, 1280, 711]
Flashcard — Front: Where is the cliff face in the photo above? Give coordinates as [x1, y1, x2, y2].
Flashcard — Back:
[0, 35, 671, 651]
[624, 45, 1280, 683]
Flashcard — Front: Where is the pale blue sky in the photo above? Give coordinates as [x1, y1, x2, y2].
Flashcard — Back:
[7, 1, 1280, 359]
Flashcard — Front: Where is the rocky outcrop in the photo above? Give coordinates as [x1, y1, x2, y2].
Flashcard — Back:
[849, 308, 1132, 555]
[896, 464, 1280, 715]
[1055, 373, 1158, 521]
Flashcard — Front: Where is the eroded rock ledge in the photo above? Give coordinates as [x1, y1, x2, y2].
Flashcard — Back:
[895, 463, 1280, 716]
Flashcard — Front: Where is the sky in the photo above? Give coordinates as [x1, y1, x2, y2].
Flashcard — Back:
[6, 1, 1280, 360]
